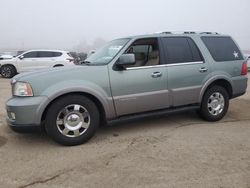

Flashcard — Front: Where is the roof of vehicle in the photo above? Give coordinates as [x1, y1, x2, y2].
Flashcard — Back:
[22, 49, 69, 53]
[126, 31, 230, 39]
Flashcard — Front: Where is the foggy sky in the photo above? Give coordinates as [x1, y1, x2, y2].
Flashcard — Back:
[0, 0, 250, 52]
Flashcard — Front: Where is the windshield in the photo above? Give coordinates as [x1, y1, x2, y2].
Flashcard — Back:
[85, 38, 130, 65]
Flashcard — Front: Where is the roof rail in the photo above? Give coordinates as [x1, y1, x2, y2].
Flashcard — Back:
[183, 31, 196, 34]
[161, 31, 172, 34]
[199, 32, 219, 34]
[154, 31, 219, 35]
[159, 31, 197, 34]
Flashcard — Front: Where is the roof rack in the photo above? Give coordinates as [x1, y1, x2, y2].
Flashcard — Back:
[155, 31, 220, 35]
[160, 31, 197, 34]
[160, 31, 172, 34]
[183, 31, 196, 34]
[199, 32, 219, 34]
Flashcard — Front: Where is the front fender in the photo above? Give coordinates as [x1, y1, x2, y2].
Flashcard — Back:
[39, 80, 116, 120]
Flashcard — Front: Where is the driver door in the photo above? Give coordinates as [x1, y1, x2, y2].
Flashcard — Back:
[109, 38, 169, 116]
[18, 51, 40, 72]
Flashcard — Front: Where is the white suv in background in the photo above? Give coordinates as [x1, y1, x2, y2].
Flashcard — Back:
[244, 54, 250, 70]
[0, 50, 75, 78]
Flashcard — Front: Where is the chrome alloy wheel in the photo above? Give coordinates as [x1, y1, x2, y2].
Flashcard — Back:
[207, 92, 225, 116]
[1, 66, 11, 78]
[56, 104, 90, 138]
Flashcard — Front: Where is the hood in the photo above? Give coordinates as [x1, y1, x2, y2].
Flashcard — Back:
[14, 66, 80, 80]
[13, 65, 110, 96]
[0, 57, 16, 63]
[15, 65, 106, 81]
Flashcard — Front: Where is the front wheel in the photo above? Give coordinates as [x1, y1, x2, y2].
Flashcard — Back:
[198, 86, 229, 121]
[0, 65, 16, 78]
[45, 95, 100, 146]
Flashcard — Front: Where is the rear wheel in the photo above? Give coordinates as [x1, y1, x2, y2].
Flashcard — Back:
[0, 65, 16, 78]
[198, 86, 229, 121]
[45, 95, 100, 146]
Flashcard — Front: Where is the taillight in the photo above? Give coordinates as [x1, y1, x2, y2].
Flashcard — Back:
[241, 62, 248, 75]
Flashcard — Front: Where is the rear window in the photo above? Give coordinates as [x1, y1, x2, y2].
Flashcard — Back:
[201, 36, 243, 62]
[161, 37, 202, 64]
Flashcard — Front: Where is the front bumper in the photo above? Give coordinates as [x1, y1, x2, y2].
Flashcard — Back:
[6, 96, 49, 132]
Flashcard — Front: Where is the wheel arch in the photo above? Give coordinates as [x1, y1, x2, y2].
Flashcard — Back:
[0, 64, 17, 72]
[53, 64, 64, 67]
[199, 77, 233, 103]
[0, 64, 17, 78]
[41, 92, 107, 129]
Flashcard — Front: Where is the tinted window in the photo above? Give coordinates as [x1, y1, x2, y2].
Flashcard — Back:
[187, 38, 203, 62]
[23, 51, 39, 58]
[53, 52, 62, 57]
[162, 37, 201, 64]
[38, 51, 54, 58]
[201, 36, 243, 61]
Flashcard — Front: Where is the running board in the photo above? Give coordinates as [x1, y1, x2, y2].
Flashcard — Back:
[108, 105, 200, 124]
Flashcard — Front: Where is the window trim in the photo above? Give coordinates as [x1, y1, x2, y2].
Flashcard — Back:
[126, 61, 203, 70]
[159, 36, 204, 65]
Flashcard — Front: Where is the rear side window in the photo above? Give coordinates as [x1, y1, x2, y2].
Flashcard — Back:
[187, 38, 203, 62]
[53, 52, 62, 57]
[161, 37, 202, 64]
[38, 51, 62, 58]
[38, 51, 54, 58]
[201, 36, 243, 61]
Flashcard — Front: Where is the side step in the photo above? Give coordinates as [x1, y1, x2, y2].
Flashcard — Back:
[108, 105, 200, 124]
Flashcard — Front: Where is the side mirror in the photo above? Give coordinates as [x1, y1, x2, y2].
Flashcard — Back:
[117, 54, 135, 67]
[19, 55, 24, 60]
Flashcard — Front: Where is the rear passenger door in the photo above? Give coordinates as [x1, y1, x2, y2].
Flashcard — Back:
[37, 51, 57, 69]
[160, 37, 210, 106]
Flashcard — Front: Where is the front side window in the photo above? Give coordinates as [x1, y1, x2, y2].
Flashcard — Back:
[22, 51, 39, 58]
[85, 38, 130, 65]
[201, 36, 243, 62]
[161, 37, 202, 64]
[124, 38, 160, 68]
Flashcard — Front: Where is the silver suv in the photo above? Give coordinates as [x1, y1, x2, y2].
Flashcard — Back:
[6, 32, 248, 145]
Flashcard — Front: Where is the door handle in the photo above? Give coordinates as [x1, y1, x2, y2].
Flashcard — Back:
[199, 67, 208, 73]
[151, 72, 162, 78]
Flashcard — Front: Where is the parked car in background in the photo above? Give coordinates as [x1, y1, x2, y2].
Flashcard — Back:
[0, 50, 75, 78]
[244, 54, 250, 70]
[6, 32, 248, 146]
[0, 54, 13, 60]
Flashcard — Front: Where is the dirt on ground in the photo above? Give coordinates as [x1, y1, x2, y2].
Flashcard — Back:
[0, 74, 250, 188]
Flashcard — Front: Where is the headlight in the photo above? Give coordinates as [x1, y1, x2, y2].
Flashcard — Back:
[13, 82, 33, 96]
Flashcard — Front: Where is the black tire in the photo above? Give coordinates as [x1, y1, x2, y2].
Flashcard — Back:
[198, 85, 229, 121]
[45, 95, 100, 146]
[0, 65, 16, 78]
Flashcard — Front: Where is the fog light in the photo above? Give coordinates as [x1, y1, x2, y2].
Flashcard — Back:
[10, 112, 16, 120]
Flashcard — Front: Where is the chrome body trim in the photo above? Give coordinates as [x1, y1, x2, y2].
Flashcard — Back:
[126, 61, 203, 70]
